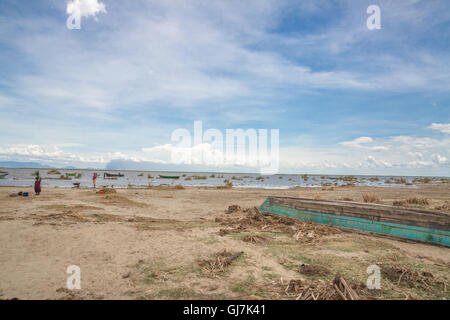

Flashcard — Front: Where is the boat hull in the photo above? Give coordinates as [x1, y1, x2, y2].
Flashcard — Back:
[159, 175, 180, 179]
[259, 197, 450, 246]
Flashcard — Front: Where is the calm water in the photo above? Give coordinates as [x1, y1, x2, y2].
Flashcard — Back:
[0, 168, 447, 189]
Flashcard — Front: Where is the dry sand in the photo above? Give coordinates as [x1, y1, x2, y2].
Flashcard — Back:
[0, 184, 449, 300]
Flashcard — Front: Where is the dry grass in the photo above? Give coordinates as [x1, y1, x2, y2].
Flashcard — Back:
[243, 234, 268, 244]
[394, 197, 430, 207]
[362, 192, 381, 203]
[406, 197, 429, 206]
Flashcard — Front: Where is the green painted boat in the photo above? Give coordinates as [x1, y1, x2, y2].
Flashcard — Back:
[259, 197, 450, 247]
[0, 173, 8, 179]
[65, 173, 77, 176]
[159, 175, 180, 179]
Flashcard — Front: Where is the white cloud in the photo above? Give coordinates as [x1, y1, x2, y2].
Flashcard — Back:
[339, 137, 389, 150]
[67, 0, 106, 19]
[408, 151, 423, 159]
[429, 123, 450, 134]
[431, 153, 448, 164]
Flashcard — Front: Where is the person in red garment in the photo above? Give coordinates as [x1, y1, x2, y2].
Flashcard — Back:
[34, 172, 41, 195]
[93, 172, 97, 188]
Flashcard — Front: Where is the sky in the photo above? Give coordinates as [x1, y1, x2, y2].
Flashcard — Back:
[0, 0, 449, 175]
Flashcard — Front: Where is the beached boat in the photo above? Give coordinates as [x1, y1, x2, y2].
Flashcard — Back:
[104, 173, 124, 178]
[0, 173, 8, 179]
[65, 173, 77, 176]
[159, 175, 180, 179]
[259, 197, 450, 246]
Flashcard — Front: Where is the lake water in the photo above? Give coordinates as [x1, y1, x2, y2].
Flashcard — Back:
[0, 168, 447, 189]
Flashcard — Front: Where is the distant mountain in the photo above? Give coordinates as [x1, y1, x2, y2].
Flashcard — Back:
[0, 161, 52, 169]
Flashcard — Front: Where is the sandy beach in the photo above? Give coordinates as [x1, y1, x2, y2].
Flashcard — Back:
[0, 184, 449, 300]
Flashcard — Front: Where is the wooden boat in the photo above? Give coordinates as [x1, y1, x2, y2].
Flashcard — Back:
[259, 197, 450, 246]
[65, 173, 77, 176]
[104, 172, 124, 178]
[0, 173, 8, 179]
[159, 175, 180, 179]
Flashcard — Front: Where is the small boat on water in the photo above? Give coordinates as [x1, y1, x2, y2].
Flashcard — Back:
[259, 196, 450, 246]
[159, 175, 180, 179]
[65, 173, 77, 176]
[104, 172, 124, 178]
[0, 173, 8, 179]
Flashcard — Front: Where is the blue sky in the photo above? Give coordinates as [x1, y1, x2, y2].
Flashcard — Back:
[0, 0, 449, 175]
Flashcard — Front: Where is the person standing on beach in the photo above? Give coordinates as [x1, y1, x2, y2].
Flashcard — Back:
[34, 172, 41, 195]
[93, 173, 97, 188]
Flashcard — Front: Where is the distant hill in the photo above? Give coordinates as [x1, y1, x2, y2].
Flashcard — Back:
[0, 161, 52, 169]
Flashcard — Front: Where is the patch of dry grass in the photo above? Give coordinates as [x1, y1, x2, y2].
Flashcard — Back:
[362, 192, 381, 203]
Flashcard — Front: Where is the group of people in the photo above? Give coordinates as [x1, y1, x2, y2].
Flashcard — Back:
[33, 171, 100, 195]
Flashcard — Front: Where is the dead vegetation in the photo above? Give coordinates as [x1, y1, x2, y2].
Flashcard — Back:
[434, 202, 450, 213]
[362, 192, 381, 203]
[393, 197, 430, 207]
[198, 250, 243, 276]
[216, 205, 340, 242]
[283, 273, 364, 300]
[381, 264, 447, 293]
[243, 234, 268, 244]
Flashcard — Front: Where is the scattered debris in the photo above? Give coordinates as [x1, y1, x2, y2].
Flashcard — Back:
[434, 202, 450, 213]
[243, 234, 268, 244]
[285, 280, 303, 294]
[332, 273, 360, 300]
[199, 250, 243, 276]
[225, 205, 241, 214]
[381, 265, 446, 292]
[217, 205, 340, 241]
[283, 273, 363, 300]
